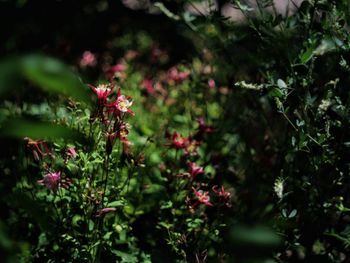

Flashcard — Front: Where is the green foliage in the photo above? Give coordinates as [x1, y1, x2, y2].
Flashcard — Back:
[0, 0, 350, 262]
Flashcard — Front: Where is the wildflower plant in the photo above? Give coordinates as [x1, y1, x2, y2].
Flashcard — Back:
[1, 1, 350, 262]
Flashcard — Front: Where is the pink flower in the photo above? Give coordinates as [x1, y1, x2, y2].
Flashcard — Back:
[37, 171, 71, 191]
[192, 187, 213, 206]
[142, 79, 155, 95]
[105, 63, 126, 79]
[106, 88, 134, 116]
[95, 207, 117, 217]
[208, 79, 216, 89]
[168, 67, 190, 83]
[67, 147, 78, 158]
[187, 161, 204, 178]
[89, 84, 113, 101]
[212, 185, 230, 199]
[80, 51, 97, 67]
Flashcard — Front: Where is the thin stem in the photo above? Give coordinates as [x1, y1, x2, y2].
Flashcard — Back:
[53, 192, 63, 223]
[279, 111, 298, 131]
[101, 154, 110, 207]
[94, 153, 110, 262]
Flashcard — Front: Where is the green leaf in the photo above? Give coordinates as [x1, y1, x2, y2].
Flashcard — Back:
[88, 220, 95, 232]
[0, 57, 22, 97]
[268, 88, 284, 98]
[113, 250, 138, 263]
[103, 232, 113, 240]
[288, 209, 297, 218]
[108, 200, 125, 207]
[277, 79, 287, 89]
[160, 201, 173, 209]
[0, 118, 87, 144]
[230, 225, 282, 248]
[300, 48, 314, 64]
[20, 55, 91, 104]
[72, 215, 83, 227]
[143, 184, 166, 194]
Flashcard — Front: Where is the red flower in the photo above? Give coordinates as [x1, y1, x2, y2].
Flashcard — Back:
[168, 132, 187, 149]
[212, 185, 230, 199]
[187, 161, 204, 178]
[106, 88, 134, 116]
[192, 187, 213, 206]
[89, 84, 112, 101]
[212, 185, 231, 207]
[197, 117, 215, 134]
[183, 136, 200, 156]
[167, 132, 200, 155]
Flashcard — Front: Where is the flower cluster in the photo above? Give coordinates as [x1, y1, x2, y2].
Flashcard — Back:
[89, 82, 134, 156]
[212, 185, 231, 207]
[166, 119, 231, 208]
[168, 132, 200, 156]
[190, 185, 231, 208]
[192, 187, 213, 207]
[168, 67, 190, 84]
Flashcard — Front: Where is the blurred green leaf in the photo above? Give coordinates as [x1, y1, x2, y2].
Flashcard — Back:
[0, 55, 91, 103]
[20, 55, 91, 104]
[230, 225, 282, 248]
[143, 184, 166, 194]
[0, 221, 13, 250]
[0, 118, 87, 144]
[0, 58, 22, 97]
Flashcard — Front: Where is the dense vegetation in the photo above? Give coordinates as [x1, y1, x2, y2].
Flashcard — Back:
[0, 1, 349, 262]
